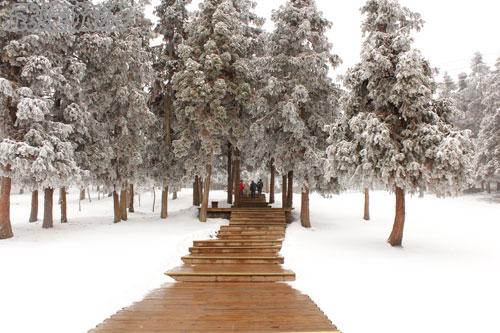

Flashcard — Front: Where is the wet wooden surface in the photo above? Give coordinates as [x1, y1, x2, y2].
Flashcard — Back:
[89, 196, 339, 332]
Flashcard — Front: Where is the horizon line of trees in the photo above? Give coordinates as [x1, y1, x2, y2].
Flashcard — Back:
[1, 0, 497, 247]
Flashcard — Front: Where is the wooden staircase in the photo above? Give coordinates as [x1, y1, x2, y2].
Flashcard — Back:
[168, 202, 293, 282]
[89, 194, 339, 332]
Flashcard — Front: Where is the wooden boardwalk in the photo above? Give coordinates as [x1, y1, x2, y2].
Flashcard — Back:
[89, 195, 339, 332]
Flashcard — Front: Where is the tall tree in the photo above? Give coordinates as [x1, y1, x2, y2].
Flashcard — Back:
[455, 52, 490, 137]
[77, 0, 154, 222]
[252, 0, 341, 227]
[173, 0, 264, 221]
[475, 57, 500, 187]
[326, 0, 473, 246]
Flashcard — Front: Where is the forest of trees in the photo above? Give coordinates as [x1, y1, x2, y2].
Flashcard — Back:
[0, 0, 498, 246]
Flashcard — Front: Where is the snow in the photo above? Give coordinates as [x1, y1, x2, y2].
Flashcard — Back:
[1, 188, 499, 333]
[0, 188, 226, 333]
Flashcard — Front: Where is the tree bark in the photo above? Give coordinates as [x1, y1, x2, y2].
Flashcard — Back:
[152, 187, 156, 212]
[388, 187, 406, 247]
[60, 187, 68, 223]
[497, 182, 500, 193]
[227, 143, 233, 204]
[486, 182, 491, 194]
[300, 186, 311, 228]
[199, 164, 212, 222]
[0, 172, 13, 239]
[120, 183, 128, 221]
[281, 175, 287, 209]
[129, 183, 135, 212]
[363, 188, 370, 221]
[269, 162, 275, 204]
[42, 188, 54, 229]
[286, 170, 293, 208]
[198, 179, 203, 206]
[113, 189, 121, 223]
[29, 190, 38, 222]
[233, 153, 241, 207]
[87, 187, 91, 202]
[193, 176, 200, 206]
[172, 191, 177, 200]
[80, 188, 85, 200]
[160, 181, 168, 219]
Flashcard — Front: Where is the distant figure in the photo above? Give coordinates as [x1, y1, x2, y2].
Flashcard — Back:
[250, 181, 257, 198]
[257, 179, 264, 197]
[239, 180, 245, 195]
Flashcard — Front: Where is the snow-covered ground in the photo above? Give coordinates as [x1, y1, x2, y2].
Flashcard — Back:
[1, 188, 499, 333]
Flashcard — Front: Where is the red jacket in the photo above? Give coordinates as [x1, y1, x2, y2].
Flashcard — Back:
[239, 182, 245, 191]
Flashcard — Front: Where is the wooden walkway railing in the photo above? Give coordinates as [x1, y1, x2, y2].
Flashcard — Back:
[89, 195, 339, 332]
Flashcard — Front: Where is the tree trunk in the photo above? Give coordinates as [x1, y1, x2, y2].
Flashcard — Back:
[60, 187, 68, 223]
[233, 154, 241, 207]
[363, 188, 370, 221]
[300, 186, 311, 228]
[281, 175, 287, 209]
[199, 165, 212, 222]
[193, 176, 200, 206]
[481, 181, 485, 191]
[113, 189, 121, 223]
[87, 187, 91, 202]
[120, 183, 128, 221]
[227, 143, 233, 204]
[80, 188, 85, 200]
[486, 182, 491, 194]
[42, 188, 54, 229]
[160, 181, 168, 219]
[497, 182, 500, 192]
[388, 187, 406, 247]
[29, 190, 38, 222]
[152, 187, 156, 212]
[97, 186, 101, 200]
[129, 183, 135, 213]
[269, 162, 275, 204]
[172, 191, 177, 200]
[0, 172, 13, 239]
[286, 171, 293, 208]
[198, 180, 203, 206]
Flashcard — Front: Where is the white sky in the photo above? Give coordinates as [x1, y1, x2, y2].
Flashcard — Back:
[147, 0, 500, 80]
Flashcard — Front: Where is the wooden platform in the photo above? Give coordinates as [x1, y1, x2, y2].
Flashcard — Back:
[89, 283, 339, 332]
[89, 194, 339, 332]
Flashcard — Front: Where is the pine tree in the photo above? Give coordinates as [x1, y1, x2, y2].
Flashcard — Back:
[455, 52, 490, 137]
[77, 0, 154, 222]
[173, 0, 264, 221]
[475, 57, 500, 187]
[326, 0, 473, 246]
[251, 0, 341, 227]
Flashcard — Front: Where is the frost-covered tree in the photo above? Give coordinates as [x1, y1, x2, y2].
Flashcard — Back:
[77, 0, 154, 223]
[475, 57, 500, 190]
[0, 1, 83, 232]
[438, 72, 457, 99]
[455, 52, 490, 137]
[325, 0, 473, 246]
[251, 0, 341, 227]
[173, 0, 264, 221]
[146, 0, 191, 219]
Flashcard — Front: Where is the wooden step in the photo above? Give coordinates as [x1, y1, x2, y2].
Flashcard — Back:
[194, 240, 282, 247]
[166, 264, 295, 282]
[217, 230, 285, 236]
[182, 255, 285, 264]
[230, 221, 286, 226]
[189, 246, 281, 254]
[230, 219, 286, 223]
[220, 225, 286, 232]
[218, 234, 284, 240]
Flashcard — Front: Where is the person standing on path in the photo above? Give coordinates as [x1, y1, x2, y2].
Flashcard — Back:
[257, 179, 263, 197]
[250, 181, 257, 198]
